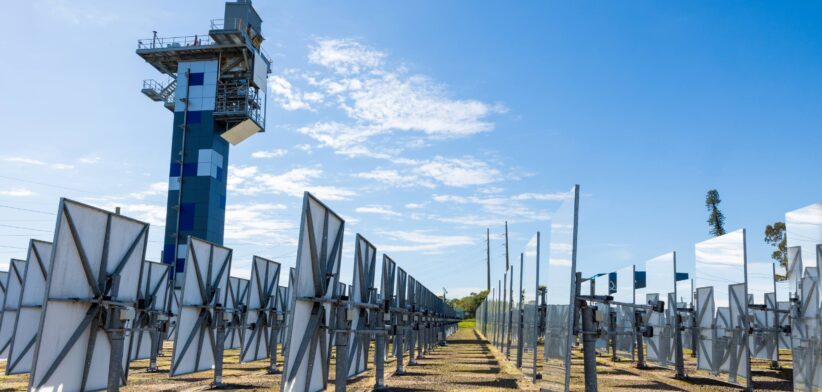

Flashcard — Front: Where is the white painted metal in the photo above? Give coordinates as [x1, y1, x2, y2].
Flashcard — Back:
[6, 240, 52, 375]
[346, 234, 376, 378]
[128, 261, 170, 361]
[240, 256, 281, 363]
[281, 192, 345, 392]
[29, 199, 148, 391]
[0, 259, 26, 361]
[169, 237, 232, 376]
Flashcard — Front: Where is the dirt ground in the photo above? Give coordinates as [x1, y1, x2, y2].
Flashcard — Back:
[0, 326, 795, 391]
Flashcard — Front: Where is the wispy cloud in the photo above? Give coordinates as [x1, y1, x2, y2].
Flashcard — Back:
[378, 230, 476, 252]
[355, 204, 402, 217]
[128, 182, 167, 200]
[271, 38, 504, 159]
[251, 149, 288, 159]
[225, 203, 296, 246]
[268, 75, 313, 111]
[3, 156, 74, 170]
[113, 203, 166, 227]
[429, 190, 566, 226]
[228, 165, 354, 201]
[0, 188, 35, 197]
[78, 156, 102, 164]
[355, 168, 435, 189]
[415, 156, 500, 187]
[308, 39, 386, 75]
[511, 191, 573, 201]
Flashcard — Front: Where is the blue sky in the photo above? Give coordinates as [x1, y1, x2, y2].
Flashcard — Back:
[1, 1, 821, 298]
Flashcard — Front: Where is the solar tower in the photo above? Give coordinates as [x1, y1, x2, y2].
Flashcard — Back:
[136, 0, 270, 283]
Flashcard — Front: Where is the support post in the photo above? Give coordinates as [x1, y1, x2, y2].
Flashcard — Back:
[106, 308, 126, 392]
[148, 314, 160, 372]
[213, 307, 225, 388]
[106, 275, 125, 392]
[268, 314, 281, 373]
[506, 264, 514, 359]
[516, 253, 524, 368]
[334, 302, 349, 392]
[673, 313, 686, 379]
[484, 228, 490, 337]
[409, 311, 417, 365]
[374, 333, 385, 389]
[609, 309, 618, 362]
[580, 303, 599, 392]
[502, 263, 508, 349]
[690, 311, 697, 358]
[634, 310, 647, 369]
[395, 324, 405, 375]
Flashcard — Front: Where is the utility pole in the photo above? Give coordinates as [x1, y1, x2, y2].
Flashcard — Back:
[484, 228, 490, 336]
[501, 223, 509, 354]
[504, 221, 512, 357]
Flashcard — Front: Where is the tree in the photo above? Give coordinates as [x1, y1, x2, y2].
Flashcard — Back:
[765, 221, 788, 280]
[448, 290, 489, 317]
[705, 190, 726, 237]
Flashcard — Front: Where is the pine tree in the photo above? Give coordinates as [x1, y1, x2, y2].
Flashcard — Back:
[705, 189, 726, 237]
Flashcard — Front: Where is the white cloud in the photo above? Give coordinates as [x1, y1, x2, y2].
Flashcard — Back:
[429, 190, 566, 226]
[294, 144, 313, 154]
[511, 191, 573, 201]
[4, 157, 45, 165]
[435, 215, 505, 228]
[355, 205, 402, 217]
[229, 165, 354, 201]
[225, 203, 296, 246]
[268, 75, 313, 111]
[116, 203, 166, 227]
[251, 149, 288, 159]
[276, 39, 503, 160]
[78, 156, 101, 164]
[128, 182, 167, 200]
[344, 73, 497, 137]
[415, 157, 500, 187]
[404, 203, 424, 209]
[308, 39, 386, 75]
[378, 230, 476, 252]
[3, 156, 74, 170]
[0, 188, 35, 197]
[355, 168, 435, 189]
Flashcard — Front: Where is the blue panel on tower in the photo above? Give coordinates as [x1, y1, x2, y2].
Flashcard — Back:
[180, 202, 196, 230]
[188, 111, 202, 124]
[182, 162, 198, 176]
[170, 163, 181, 177]
[189, 72, 204, 86]
[216, 166, 223, 181]
[163, 244, 175, 264]
[220, 195, 226, 209]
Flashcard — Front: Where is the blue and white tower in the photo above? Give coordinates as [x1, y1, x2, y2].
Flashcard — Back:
[137, 0, 269, 282]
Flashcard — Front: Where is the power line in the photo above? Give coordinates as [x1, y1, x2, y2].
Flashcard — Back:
[0, 224, 52, 233]
[0, 203, 56, 215]
[0, 174, 101, 195]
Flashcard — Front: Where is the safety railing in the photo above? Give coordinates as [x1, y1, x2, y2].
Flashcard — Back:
[137, 34, 214, 50]
[214, 83, 265, 126]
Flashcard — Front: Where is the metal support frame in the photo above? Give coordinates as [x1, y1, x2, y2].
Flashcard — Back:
[29, 200, 148, 392]
[580, 302, 599, 392]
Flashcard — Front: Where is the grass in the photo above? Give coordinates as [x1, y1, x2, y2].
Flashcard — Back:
[458, 318, 476, 329]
